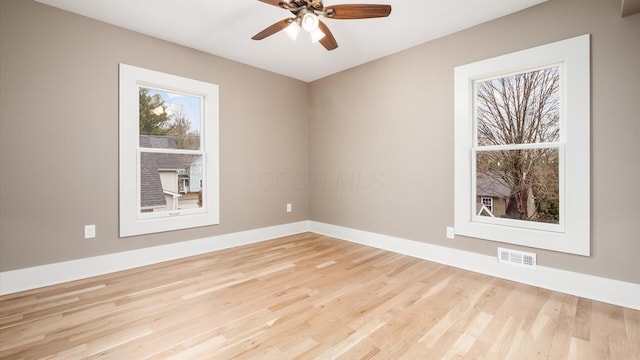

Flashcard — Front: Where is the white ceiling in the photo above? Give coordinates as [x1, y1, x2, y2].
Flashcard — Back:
[35, 0, 547, 82]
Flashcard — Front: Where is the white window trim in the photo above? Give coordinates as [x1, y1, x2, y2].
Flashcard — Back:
[119, 64, 220, 237]
[454, 34, 590, 256]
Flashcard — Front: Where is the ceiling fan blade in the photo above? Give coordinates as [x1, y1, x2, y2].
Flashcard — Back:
[251, 19, 292, 40]
[318, 20, 338, 51]
[323, 4, 392, 19]
[257, 0, 293, 9]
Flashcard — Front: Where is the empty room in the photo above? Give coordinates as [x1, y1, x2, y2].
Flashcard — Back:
[0, 0, 639, 358]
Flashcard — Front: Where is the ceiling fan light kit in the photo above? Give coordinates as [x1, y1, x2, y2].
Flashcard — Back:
[284, 9, 325, 41]
[252, 0, 392, 51]
[310, 28, 326, 43]
[302, 12, 320, 31]
[284, 19, 301, 39]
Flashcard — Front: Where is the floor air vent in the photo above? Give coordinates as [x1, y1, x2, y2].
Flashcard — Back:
[497, 247, 536, 269]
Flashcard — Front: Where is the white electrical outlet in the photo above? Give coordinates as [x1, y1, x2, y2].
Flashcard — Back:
[84, 224, 96, 239]
[286, 203, 292, 213]
[446, 226, 454, 239]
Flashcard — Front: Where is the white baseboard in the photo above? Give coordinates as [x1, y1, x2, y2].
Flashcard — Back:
[0, 221, 311, 296]
[309, 221, 640, 310]
[3, 220, 638, 311]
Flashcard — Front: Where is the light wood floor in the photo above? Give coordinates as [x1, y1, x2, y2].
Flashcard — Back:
[1, 233, 638, 359]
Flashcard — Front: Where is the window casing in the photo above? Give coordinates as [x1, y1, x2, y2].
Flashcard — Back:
[119, 64, 219, 237]
[454, 35, 590, 256]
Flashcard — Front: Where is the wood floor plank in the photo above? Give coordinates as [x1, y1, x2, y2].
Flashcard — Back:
[0, 233, 638, 359]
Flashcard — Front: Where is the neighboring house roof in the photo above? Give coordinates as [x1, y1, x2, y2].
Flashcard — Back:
[140, 152, 166, 208]
[190, 156, 202, 166]
[140, 134, 176, 149]
[153, 152, 185, 171]
[476, 172, 512, 198]
[140, 135, 185, 209]
[476, 203, 496, 217]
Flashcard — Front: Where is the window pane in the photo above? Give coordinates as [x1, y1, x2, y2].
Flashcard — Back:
[140, 152, 203, 213]
[138, 87, 201, 150]
[476, 148, 559, 224]
[475, 67, 560, 146]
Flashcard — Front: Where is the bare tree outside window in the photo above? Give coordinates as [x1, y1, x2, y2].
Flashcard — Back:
[455, 35, 589, 254]
[475, 66, 561, 223]
[169, 104, 201, 151]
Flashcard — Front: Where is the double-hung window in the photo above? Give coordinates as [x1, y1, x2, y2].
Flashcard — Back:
[454, 35, 590, 255]
[119, 64, 219, 237]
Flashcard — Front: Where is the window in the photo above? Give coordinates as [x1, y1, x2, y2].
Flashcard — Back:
[454, 35, 590, 255]
[119, 64, 219, 237]
[481, 197, 493, 213]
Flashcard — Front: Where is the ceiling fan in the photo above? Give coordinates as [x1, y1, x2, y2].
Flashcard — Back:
[252, 0, 392, 51]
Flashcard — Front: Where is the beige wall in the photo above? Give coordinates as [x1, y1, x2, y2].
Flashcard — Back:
[309, 0, 640, 283]
[0, 0, 309, 271]
[1, 0, 639, 285]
